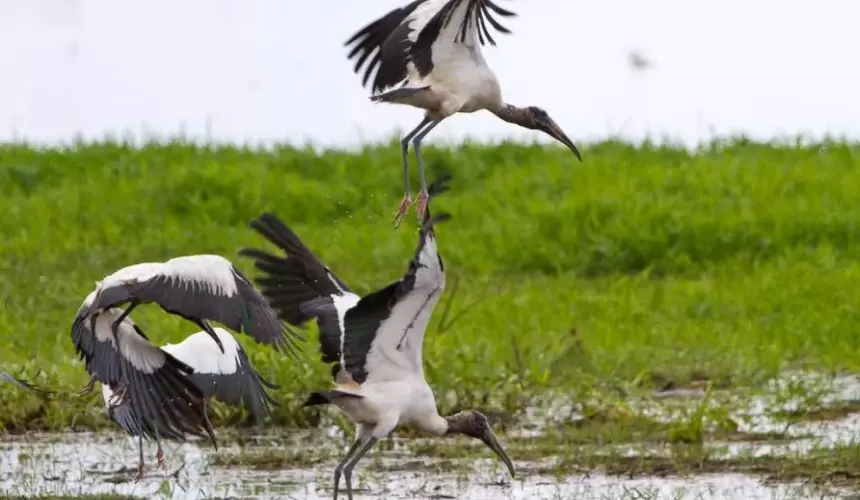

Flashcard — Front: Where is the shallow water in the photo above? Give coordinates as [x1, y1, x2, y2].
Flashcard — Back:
[0, 431, 847, 499]
[4, 372, 860, 499]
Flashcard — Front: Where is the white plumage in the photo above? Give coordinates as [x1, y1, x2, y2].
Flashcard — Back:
[71, 290, 215, 482]
[71, 254, 292, 481]
[98, 324, 278, 481]
[360, 227, 445, 381]
[99, 256, 240, 298]
[240, 176, 514, 500]
[160, 328, 241, 376]
[345, 0, 581, 226]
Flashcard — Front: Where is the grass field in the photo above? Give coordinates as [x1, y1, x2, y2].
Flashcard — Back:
[1, 137, 860, 437]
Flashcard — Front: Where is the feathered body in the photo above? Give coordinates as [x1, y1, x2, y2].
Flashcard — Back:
[345, 0, 581, 226]
[241, 176, 514, 499]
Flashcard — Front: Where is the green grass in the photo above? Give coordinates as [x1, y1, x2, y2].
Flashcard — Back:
[2, 137, 860, 432]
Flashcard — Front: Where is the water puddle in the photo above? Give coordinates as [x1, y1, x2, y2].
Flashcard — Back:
[0, 431, 846, 499]
[3, 371, 860, 498]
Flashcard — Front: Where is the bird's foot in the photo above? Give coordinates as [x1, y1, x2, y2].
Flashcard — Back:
[156, 448, 165, 470]
[108, 384, 128, 407]
[415, 188, 430, 220]
[393, 194, 412, 229]
[133, 463, 144, 483]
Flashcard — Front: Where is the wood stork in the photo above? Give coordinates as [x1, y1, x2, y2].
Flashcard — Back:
[0, 368, 52, 394]
[345, 0, 582, 226]
[240, 176, 515, 500]
[79, 254, 301, 357]
[97, 326, 279, 481]
[72, 290, 217, 469]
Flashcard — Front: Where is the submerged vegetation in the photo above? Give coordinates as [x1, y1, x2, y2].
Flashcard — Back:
[2, 138, 860, 492]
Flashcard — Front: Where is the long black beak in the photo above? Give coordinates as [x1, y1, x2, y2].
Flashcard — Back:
[200, 320, 226, 354]
[481, 427, 516, 478]
[541, 119, 582, 162]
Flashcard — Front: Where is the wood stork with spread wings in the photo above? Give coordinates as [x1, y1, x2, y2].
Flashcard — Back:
[240, 176, 515, 500]
[345, 0, 582, 226]
[97, 326, 279, 481]
[79, 254, 301, 357]
[71, 290, 216, 481]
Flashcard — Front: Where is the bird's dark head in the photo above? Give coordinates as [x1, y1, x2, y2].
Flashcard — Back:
[445, 410, 516, 478]
[496, 104, 582, 162]
[526, 106, 582, 162]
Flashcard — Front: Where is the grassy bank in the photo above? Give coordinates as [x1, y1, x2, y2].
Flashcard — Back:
[1, 138, 860, 432]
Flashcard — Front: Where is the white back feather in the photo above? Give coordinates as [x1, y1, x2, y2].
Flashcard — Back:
[161, 328, 241, 376]
[92, 309, 165, 375]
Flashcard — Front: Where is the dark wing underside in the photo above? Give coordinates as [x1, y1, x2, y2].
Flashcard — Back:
[190, 345, 281, 424]
[410, 0, 515, 76]
[344, 0, 425, 94]
[71, 312, 128, 386]
[72, 310, 215, 444]
[240, 212, 355, 369]
[96, 268, 299, 356]
[108, 396, 187, 442]
[340, 281, 407, 384]
[345, 0, 516, 93]
[240, 212, 352, 325]
[338, 177, 452, 384]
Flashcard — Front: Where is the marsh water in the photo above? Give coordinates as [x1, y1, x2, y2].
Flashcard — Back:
[0, 432, 838, 499]
[3, 372, 860, 499]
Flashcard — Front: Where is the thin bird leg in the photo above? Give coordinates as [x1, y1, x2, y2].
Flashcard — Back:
[394, 116, 435, 228]
[342, 437, 378, 500]
[134, 433, 145, 483]
[333, 438, 365, 500]
[155, 426, 165, 470]
[411, 119, 443, 219]
[75, 375, 97, 396]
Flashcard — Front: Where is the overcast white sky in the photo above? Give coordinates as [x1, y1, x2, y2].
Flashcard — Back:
[0, 0, 857, 148]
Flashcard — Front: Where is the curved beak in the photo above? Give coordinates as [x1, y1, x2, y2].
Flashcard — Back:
[480, 427, 516, 478]
[540, 118, 582, 162]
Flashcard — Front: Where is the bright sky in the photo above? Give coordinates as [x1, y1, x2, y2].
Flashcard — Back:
[0, 0, 857, 148]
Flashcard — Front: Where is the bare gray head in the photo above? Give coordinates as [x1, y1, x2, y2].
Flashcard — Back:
[493, 104, 582, 162]
[445, 410, 515, 478]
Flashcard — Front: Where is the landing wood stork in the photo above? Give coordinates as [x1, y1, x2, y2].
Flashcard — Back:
[345, 0, 582, 226]
[98, 326, 279, 481]
[71, 290, 216, 480]
[240, 176, 515, 500]
[80, 254, 301, 357]
[0, 368, 52, 394]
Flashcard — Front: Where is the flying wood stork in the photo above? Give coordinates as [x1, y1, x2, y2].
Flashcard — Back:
[97, 326, 279, 481]
[79, 254, 301, 357]
[345, 0, 582, 226]
[240, 176, 515, 500]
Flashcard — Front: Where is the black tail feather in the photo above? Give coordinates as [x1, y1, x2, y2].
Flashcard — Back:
[303, 390, 363, 407]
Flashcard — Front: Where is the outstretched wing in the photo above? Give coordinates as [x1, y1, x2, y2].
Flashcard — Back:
[338, 176, 452, 384]
[345, 0, 516, 93]
[162, 328, 281, 423]
[72, 292, 215, 445]
[344, 0, 426, 94]
[239, 213, 360, 373]
[89, 255, 300, 356]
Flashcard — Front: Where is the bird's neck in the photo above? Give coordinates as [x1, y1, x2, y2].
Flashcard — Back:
[490, 103, 533, 129]
[422, 413, 450, 437]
